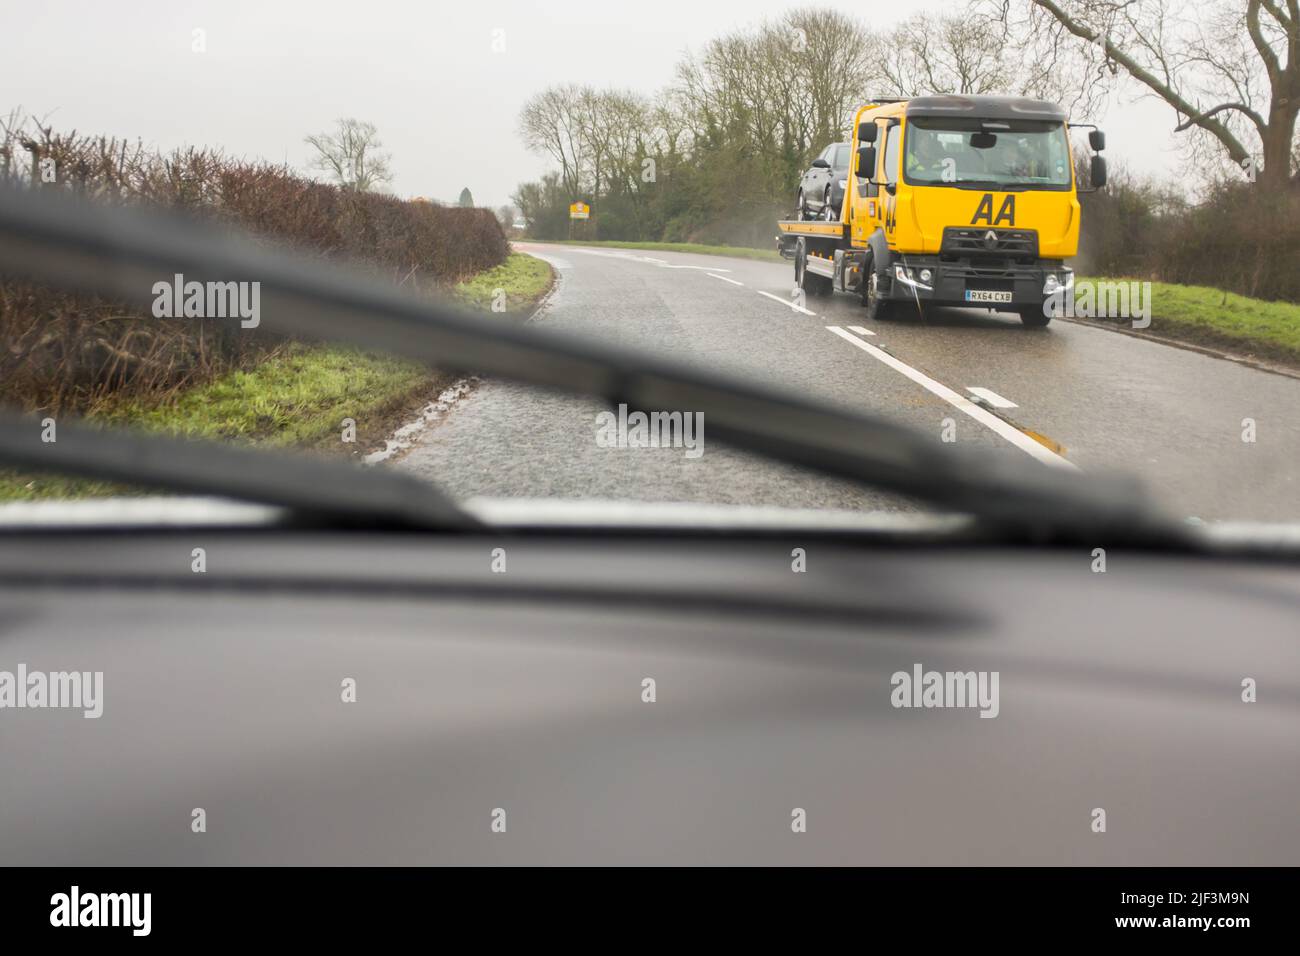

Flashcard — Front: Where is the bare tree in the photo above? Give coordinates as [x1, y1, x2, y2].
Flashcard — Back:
[673, 9, 879, 188]
[788, 10, 879, 148]
[995, 0, 1299, 190]
[520, 85, 661, 205]
[876, 13, 1066, 98]
[304, 118, 393, 192]
[519, 85, 589, 197]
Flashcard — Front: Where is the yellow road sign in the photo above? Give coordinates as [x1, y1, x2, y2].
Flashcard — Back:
[569, 202, 590, 220]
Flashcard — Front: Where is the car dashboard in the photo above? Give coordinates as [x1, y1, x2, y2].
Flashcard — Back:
[1, 514, 1296, 866]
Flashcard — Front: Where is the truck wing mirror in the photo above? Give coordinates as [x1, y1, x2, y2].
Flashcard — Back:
[1090, 155, 1108, 189]
[857, 121, 877, 144]
[856, 145, 877, 180]
[1089, 129, 1106, 152]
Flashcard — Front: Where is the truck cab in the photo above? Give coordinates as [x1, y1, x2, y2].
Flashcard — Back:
[778, 94, 1106, 327]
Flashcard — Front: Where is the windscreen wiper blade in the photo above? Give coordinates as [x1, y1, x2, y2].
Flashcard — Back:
[0, 185, 1176, 539]
[0, 413, 478, 530]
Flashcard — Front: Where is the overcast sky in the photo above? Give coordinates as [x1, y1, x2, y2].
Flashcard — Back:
[3, 0, 1185, 207]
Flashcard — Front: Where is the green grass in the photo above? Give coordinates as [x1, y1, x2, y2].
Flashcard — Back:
[543, 238, 783, 262]
[0, 344, 431, 501]
[453, 250, 555, 311]
[1085, 277, 1300, 360]
[1, 252, 555, 501]
[100, 344, 431, 447]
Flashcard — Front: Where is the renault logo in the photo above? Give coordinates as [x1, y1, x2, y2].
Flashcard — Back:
[983, 230, 998, 249]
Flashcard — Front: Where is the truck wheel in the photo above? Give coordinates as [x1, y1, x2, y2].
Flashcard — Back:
[1018, 305, 1051, 328]
[859, 255, 895, 321]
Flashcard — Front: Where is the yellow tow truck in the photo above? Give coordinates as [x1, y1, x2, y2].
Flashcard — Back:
[776, 95, 1107, 327]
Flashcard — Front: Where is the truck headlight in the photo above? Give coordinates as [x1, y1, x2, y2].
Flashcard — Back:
[1043, 272, 1074, 295]
[892, 265, 931, 290]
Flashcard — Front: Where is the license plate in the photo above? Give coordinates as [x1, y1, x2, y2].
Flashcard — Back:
[965, 290, 1013, 303]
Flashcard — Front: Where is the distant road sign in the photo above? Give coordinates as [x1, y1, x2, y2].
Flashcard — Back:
[569, 201, 590, 220]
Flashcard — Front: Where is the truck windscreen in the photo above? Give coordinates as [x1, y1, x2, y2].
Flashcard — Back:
[903, 117, 1072, 190]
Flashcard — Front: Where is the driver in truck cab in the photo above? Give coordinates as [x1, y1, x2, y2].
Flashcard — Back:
[906, 136, 949, 180]
[1000, 138, 1041, 180]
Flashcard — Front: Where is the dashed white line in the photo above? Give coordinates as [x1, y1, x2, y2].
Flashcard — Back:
[757, 289, 817, 316]
[824, 326, 1076, 470]
[847, 325, 876, 337]
[708, 272, 745, 286]
[966, 387, 1018, 409]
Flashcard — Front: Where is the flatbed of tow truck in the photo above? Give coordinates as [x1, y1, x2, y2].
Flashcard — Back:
[776, 220, 846, 243]
[774, 217, 859, 299]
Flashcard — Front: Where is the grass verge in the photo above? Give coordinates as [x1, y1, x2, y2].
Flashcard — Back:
[1, 251, 555, 501]
[540, 238, 783, 263]
[1079, 278, 1300, 369]
[453, 250, 555, 312]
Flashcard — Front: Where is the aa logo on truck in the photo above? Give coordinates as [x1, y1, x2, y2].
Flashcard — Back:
[884, 194, 898, 233]
[971, 194, 1015, 226]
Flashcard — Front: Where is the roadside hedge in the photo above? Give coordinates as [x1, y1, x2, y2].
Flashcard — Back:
[0, 123, 507, 414]
[1075, 163, 1299, 304]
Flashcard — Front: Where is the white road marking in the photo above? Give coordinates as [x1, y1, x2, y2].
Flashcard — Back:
[966, 386, 1018, 409]
[824, 326, 1077, 470]
[566, 248, 646, 261]
[708, 272, 745, 286]
[566, 248, 731, 272]
[757, 289, 817, 316]
[847, 325, 876, 337]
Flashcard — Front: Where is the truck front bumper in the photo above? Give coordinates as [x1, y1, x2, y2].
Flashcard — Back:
[879, 255, 1071, 311]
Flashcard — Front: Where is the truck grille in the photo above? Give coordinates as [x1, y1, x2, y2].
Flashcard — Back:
[941, 227, 1038, 259]
[965, 278, 1013, 292]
